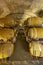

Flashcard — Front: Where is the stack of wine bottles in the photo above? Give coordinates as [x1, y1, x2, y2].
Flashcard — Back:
[24, 16, 43, 57]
